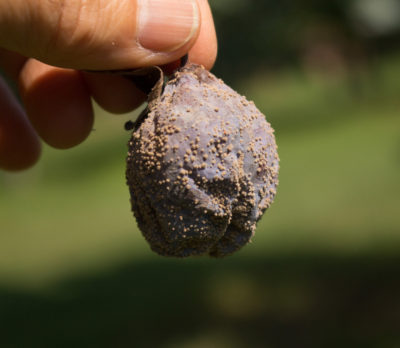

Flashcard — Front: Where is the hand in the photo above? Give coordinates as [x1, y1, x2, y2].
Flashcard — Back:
[0, 0, 217, 171]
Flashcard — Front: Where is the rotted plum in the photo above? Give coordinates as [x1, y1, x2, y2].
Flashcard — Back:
[126, 63, 279, 257]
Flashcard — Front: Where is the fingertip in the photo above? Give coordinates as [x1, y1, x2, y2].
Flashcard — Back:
[0, 126, 42, 171]
[188, 0, 218, 70]
[0, 78, 41, 171]
[83, 72, 146, 114]
[19, 60, 94, 149]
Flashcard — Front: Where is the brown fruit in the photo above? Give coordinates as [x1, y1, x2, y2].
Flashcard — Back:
[126, 63, 279, 257]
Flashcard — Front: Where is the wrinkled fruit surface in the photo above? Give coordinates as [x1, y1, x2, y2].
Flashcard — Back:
[126, 64, 279, 257]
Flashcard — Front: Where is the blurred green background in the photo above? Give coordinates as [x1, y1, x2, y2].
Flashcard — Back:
[1, 1, 400, 347]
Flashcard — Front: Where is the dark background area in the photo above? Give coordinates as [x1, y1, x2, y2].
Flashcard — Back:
[1, 0, 400, 347]
[1, 255, 400, 348]
[212, 0, 400, 83]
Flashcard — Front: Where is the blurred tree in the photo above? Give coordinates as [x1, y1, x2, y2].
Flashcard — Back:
[209, 0, 400, 85]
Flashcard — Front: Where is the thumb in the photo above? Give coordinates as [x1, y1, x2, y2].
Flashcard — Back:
[0, 0, 200, 70]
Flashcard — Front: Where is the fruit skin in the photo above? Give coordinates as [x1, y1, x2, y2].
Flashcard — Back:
[126, 63, 279, 258]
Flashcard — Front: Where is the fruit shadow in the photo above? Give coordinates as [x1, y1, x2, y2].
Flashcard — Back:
[0, 253, 399, 348]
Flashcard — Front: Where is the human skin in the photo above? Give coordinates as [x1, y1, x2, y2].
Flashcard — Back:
[0, 0, 218, 171]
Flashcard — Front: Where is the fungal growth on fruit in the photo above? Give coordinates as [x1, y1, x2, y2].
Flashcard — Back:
[126, 63, 279, 257]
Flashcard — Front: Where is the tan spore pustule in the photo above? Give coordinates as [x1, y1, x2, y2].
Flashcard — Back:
[126, 63, 279, 257]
